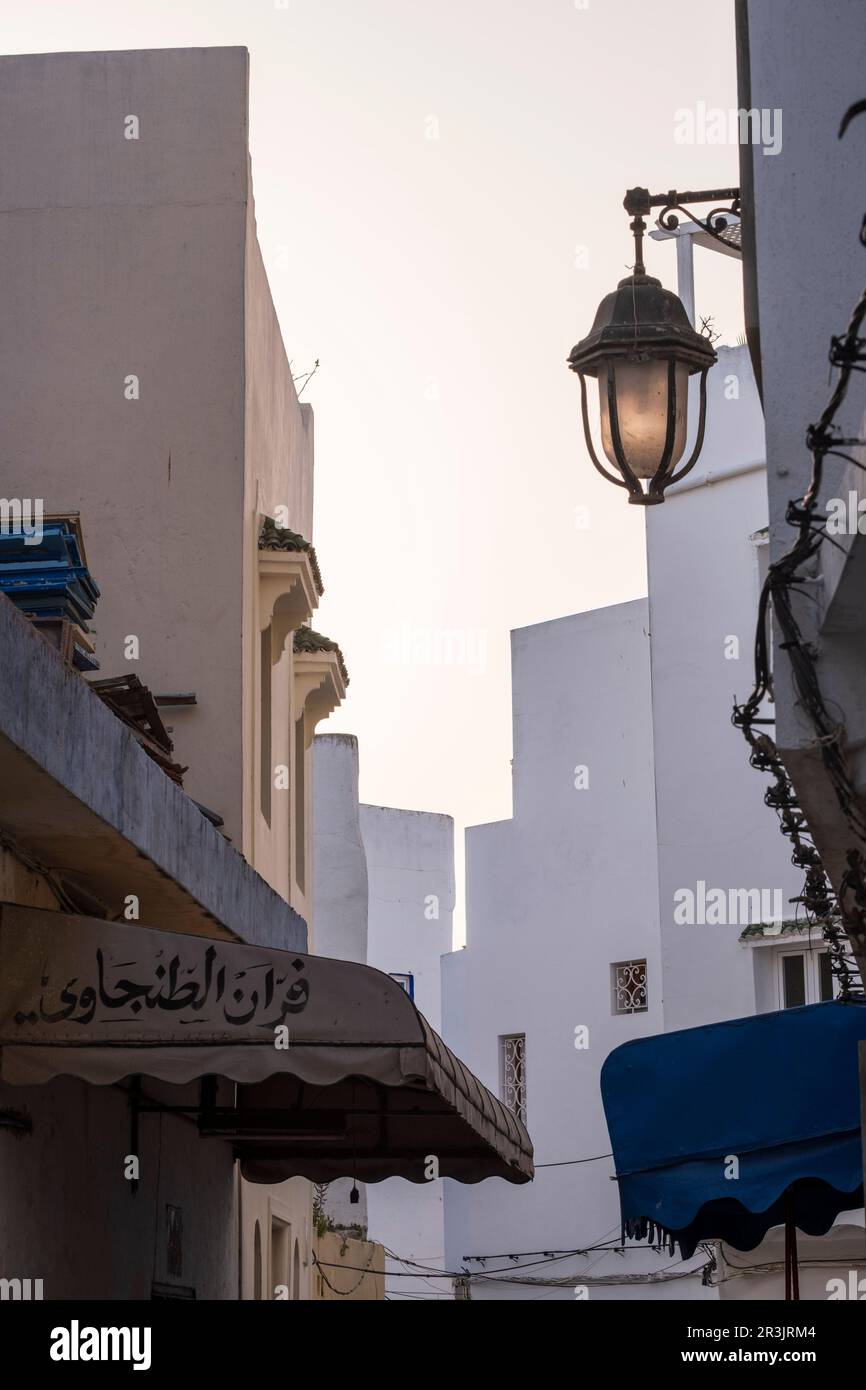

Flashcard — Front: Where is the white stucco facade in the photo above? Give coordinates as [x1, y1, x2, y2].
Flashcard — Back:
[442, 298, 863, 1297]
[441, 600, 709, 1299]
[646, 343, 803, 1031]
[361, 803, 453, 1299]
[312, 734, 369, 968]
[312, 735, 453, 1298]
[736, 0, 866, 986]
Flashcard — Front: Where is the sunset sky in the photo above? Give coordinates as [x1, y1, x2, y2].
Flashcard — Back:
[3, 0, 746, 935]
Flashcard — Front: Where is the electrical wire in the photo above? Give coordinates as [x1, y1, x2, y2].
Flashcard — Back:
[732, 96, 866, 995]
[0, 826, 84, 915]
[535, 1152, 612, 1168]
[312, 1245, 377, 1298]
[327, 1229, 684, 1288]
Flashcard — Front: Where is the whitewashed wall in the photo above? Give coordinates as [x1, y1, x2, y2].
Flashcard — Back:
[311, 734, 370, 1232]
[441, 326, 863, 1299]
[441, 601, 710, 1300]
[361, 803, 454, 1300]
[312, 735, 454, 1298]
[360, 804, 453, 1031]
[739, 0, 866, 919]
[312, 734, 369, 967]
[646, 344, 803, 1031]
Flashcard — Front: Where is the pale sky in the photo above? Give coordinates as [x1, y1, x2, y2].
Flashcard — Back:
[2, 1, 746, 937]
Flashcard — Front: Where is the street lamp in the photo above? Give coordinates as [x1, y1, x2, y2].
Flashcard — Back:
[568, 186, 739, 504]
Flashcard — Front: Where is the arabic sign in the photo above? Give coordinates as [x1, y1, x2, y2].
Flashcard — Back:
[0, 907, 311, 1044]
[0, 905, 534, 1185]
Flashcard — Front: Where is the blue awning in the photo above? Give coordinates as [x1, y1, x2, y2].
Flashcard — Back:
[601, 1000, 866, 1258]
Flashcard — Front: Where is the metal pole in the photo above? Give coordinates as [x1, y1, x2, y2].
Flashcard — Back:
[676, 235, 696, 327]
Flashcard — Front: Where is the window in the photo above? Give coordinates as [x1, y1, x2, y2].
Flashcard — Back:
[270, 1217, 290, 1300]
[781, 953, 806, 1008]
[750, 527, 775, 691]
[166, 1204, 183, 1280]
[779, 949, 834, 1009]
[499, 1033, 526, 1124]
[752, 526, 770, 601]
[260, 627, 272, 825]
[389, 972, 414, 1000]
[253, 1220, 263, 1301]
[611, 959, 648, 1015]
[294, 715, 305, 892]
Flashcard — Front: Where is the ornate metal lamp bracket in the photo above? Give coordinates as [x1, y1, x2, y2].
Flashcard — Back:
[623, 185, 741, 262]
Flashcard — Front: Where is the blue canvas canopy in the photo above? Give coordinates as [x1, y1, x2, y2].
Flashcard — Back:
[601, 1000, 866, 1258]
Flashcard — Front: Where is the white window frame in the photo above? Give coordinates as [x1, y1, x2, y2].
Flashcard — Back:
[267, 1194, 294, 1301]
[749, 527, 775, 704]
[777, 947, 835, 1009]
[389, 972, 414, 1001]
[750, 526, 770, 602]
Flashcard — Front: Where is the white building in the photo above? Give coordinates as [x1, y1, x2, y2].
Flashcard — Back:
[646, 339, 803, 1029]
[312, 1, 866, 1289]
[736, 0, 866, 994]
[442, 597, 694, 1300]
[442, 245, 864, 1297]
[313, 734, 453, 1299]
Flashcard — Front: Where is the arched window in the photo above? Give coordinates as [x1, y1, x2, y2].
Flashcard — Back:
[292, 1240, 301, 1300]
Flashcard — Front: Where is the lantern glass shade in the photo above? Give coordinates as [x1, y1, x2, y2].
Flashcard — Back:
[597, 358, 690, 479]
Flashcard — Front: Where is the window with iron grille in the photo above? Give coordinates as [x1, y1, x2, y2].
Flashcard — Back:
[611, 959, 648, 1015]
[499, 1033, 526, 1124]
